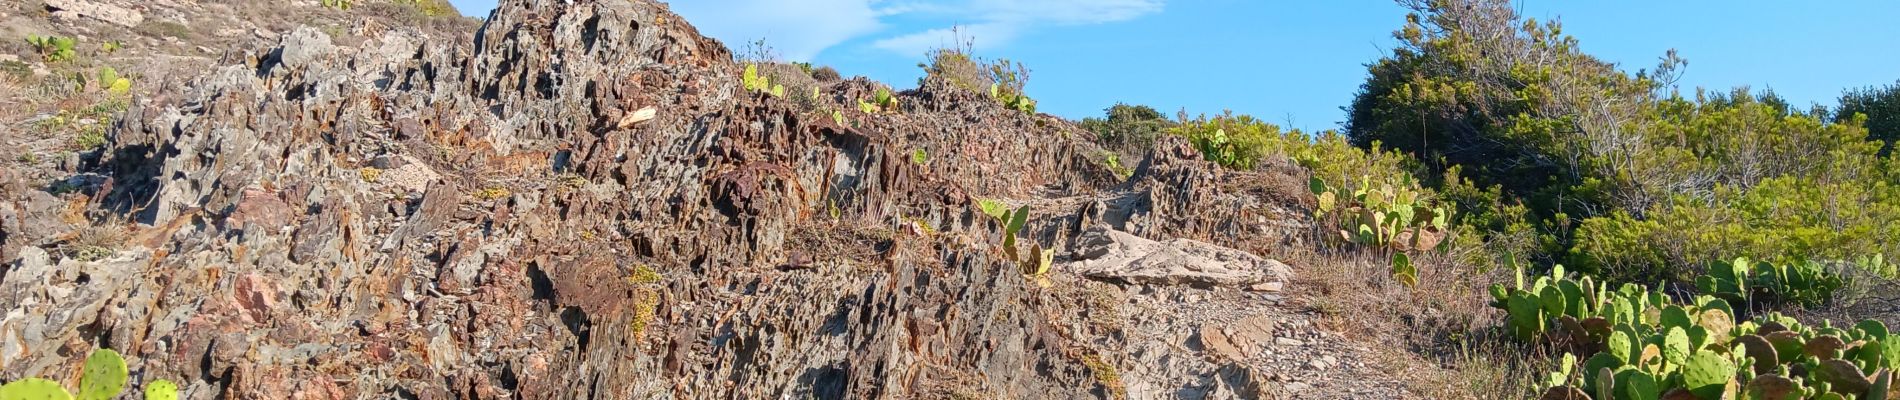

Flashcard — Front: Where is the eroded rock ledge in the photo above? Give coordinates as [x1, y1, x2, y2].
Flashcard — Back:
[0, 0, 1333, 398]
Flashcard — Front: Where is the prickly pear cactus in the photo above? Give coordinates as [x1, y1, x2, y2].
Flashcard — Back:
[79, 349, 128, 400]
[1681, 352, 1735, 400]
[1870, 369, 1891, 400]
[1002, 205, 1028, 252]
[1623, 369, 1659, 400]
[0, 378, 74, 400]
[1662, 327, 1692, 365]
[1507, 291, 1545, 341]
[1593, 367, 1614, 400]
[144, 379, 179, 400]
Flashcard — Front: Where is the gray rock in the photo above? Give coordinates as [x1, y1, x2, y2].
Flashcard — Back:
[1066, 227, 1293, 287]
[44, 0, 144, 27]
[273, 27, 334, 70]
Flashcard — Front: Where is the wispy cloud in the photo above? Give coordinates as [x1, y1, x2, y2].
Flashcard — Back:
[667, 0, 885, 61]
[667, 0, 1163, 61]
[871, 0, 1164, 55]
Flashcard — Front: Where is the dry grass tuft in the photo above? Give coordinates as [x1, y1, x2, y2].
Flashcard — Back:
[1281, 240, 1545, 399]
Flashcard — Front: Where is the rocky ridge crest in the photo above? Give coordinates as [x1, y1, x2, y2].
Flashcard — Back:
[0, 0, 1407, 398]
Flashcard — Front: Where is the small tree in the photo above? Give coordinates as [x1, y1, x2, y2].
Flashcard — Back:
[1837, 80, 1900, 156]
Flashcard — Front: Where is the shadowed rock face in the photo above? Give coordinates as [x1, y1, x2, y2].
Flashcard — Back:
[0, 0, 1315, 398]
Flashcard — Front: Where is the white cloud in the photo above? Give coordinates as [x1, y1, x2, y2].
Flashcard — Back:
[969, 0, 1163, 25]
[872, 0, 1163, 55]
[870, 23, 1019, 56]
[666, 0, 1162, 61]
[667, 0, 885, 61]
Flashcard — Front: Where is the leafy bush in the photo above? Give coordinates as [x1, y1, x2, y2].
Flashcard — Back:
[1350, 0, 1900, 286]
[811, 66, 842, 82]
[1169, 113, 1284, 170]
[1838, 81, 1900, 156]
[917, 29, 1035, 114]
[395, 0, 456, 16]
[1169, 112, 1420, 184]
[922, 48, 983, 90]
[1080, 103, 1174, 152]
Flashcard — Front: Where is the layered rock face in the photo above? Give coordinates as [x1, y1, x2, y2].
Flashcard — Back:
[1, 0, 1323, 398]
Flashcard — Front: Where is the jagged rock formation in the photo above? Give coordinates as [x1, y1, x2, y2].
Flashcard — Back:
[0, 0, 1406, 398]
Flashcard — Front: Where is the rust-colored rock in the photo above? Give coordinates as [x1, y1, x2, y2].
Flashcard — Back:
[0, 0, 1358, 398]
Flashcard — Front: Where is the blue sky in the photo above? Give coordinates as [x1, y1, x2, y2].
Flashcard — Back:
[447, 0, 1900, 132]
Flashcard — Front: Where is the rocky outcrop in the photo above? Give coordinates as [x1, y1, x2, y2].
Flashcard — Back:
[0, 0, 1395, 398]
[1067, 227, 1292, 288]
[43, 0, 144, 27]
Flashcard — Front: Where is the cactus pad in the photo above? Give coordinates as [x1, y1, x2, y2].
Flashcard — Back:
[1623, 369, 1658, 400]
[1766, 331, 1805, 364]
[1609, 331, 1634, 363]
[1816, 359, 1872, 395]
[1663, 327, 1692, 365]
[0, 378, 74, 400]
[1744, 374, 1802, 400]
[1697, 308, 1734, 345]
[1807, 335, 1847, 360]
[1733, 334, 1778, 375]
[1860, 320, 1890, 341]
[79, 349, 128, 400]
[144, 380, 179, 400]
[1870, 369, 1891, 400]
[1681, 352, 1735, 400]
[1507, 292, 1544, 341]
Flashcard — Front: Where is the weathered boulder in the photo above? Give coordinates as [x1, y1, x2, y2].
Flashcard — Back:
[43, 0, 144, 27]
[1068, 227, 1293, 288]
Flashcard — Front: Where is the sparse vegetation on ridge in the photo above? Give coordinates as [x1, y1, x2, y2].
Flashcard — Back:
[3, 0, 1895, 398]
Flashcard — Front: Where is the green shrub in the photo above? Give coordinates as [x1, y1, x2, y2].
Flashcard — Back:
[922, 48, 988, 92]
[395, 0, 458, 17]
[1350, 0, 1900, 287]
[1169, 112, 1419, 183]
[1569, 173, 1900, 283]
[1080, 103, 1174, 152]
[1837, 81, 1900, 156]
[811, 66, 841, 82]
[918, 29, 1034, 114]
